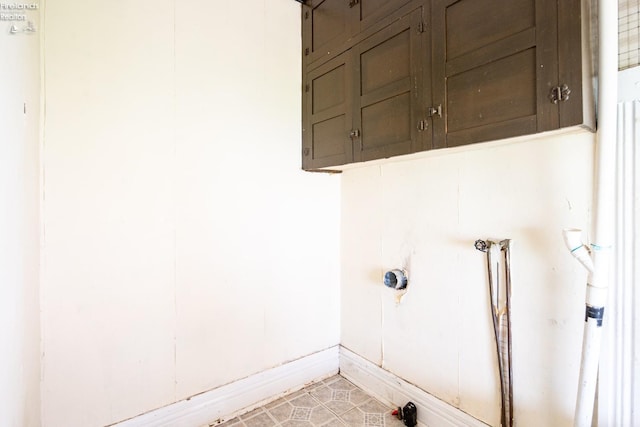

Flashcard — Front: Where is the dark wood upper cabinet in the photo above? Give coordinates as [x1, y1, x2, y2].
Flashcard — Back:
[302, 0, 592, 171]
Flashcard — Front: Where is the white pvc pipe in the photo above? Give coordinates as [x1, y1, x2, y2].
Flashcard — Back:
[563, 229, 594, 277]
[571, 1, 618, 426]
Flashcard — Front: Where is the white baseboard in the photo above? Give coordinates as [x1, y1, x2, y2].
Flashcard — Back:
[339, 347, 489, 427]
[113, 346, 339, 427]
[114, 345, 488, 427]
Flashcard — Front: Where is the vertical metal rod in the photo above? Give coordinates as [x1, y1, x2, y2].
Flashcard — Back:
[487, 241, 507, 427]
[477, 239, 514, 427]
[502, 239, 514, 427]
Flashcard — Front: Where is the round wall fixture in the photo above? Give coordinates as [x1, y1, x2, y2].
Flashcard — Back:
[384, 269, 408, 290]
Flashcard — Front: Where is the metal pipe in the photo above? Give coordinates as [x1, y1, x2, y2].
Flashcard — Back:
[487, 242, 507, 427]
[476, 239, 513, 427]
[502, 240, 513, 427]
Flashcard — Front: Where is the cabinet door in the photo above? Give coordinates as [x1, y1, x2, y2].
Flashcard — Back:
[302, 0, 352, 67]
[353, 8, 426, 163]
[431, 0, 561, 148]
[302, 52, 354, 170]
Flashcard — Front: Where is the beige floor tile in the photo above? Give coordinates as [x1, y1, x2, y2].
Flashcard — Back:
[323, 399, 356, 415]
[309, 405, 340, 425]
[289, 394, 320, 409]
[309, 386, 333, 403]
[266, 398, 289, 411]
[357, 399, 389, 414]
[280, 421, 313, 427]
[208, 375, 400, 427]
[285, 389, 309, 400]
[241, 408, 266, 421]
[319, 419, 346, 427]
[338, 407, 365, 427]
[347, 389, 371, 406]
[268, 401, 294, 423]
[325, 378, 357, 391]
[384, 412, 406, 427]
[243, 411, 276, 427]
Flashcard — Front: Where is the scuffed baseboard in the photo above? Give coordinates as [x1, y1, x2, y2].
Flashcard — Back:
[114, 345, 489, 427]
[113, 346, 339, 427]
[339, 347, 489, 427]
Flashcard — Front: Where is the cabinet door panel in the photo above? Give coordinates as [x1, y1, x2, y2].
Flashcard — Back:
[354, 8, 425, 162]
[357, 0, 412, 32]
[303, 0, 351, 66]
[303, 53, 354, 170]
[446, 0, 534, 60]
[446, 28, 536, 77]
[361, 29, 411, 94]
[313, 63, 347, 114]
[362, 93, 412, 152]
[312, 116, 349, 159]
[447, 49, 537, 134]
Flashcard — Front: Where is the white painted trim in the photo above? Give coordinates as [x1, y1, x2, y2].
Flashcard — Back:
[112, 346, 339, 427]
[597, 100, 640, 427]
[339, 347, 489, 427]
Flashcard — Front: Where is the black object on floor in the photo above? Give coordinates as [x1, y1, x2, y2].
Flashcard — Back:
[395, 402, 417, 427]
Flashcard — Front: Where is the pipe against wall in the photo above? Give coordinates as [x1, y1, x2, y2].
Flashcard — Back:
[571, 1, 618, 426]
[476, 239, 513, 427]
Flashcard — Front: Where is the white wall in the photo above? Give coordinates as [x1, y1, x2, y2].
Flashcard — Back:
[41, 1, 598, 426]
[341, 132, 594, 427]
[41, 1, 340, 426]
[0, 10, 42, 427]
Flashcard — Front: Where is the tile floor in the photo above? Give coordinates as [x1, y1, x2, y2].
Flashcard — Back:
[213, 375, 406, 427]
